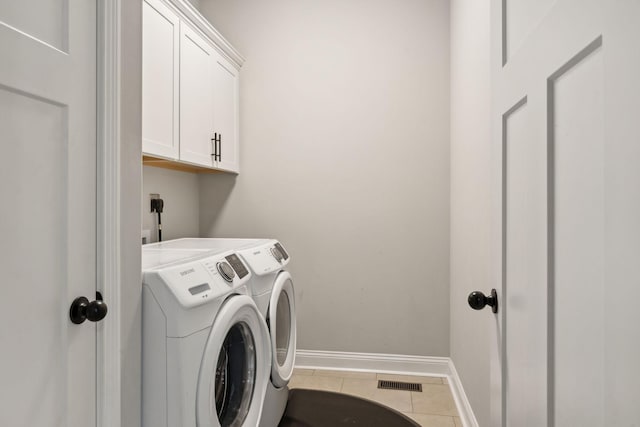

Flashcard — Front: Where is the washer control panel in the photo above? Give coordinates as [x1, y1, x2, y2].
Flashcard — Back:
[156, 251, 251, 308]
[224, 253, 249, 278]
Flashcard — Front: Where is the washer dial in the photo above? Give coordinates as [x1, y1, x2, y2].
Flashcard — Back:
[216, 261, 236, 282]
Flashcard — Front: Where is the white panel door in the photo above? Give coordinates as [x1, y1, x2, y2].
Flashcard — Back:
[179, 23, 214, 167]
[490, 0, 640, 425]
[142, 0, 180, 159]
[0, 1, 98, 426]
[212, 52, 239, 173]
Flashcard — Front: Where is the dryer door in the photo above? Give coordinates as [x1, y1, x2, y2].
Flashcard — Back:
[197, 295, 271, 427]
[267, 271, 297, 388]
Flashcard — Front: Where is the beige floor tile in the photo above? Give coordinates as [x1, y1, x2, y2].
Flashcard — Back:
[292, 368, 314, 376]
[411, 384, 459, 417]
[341, 378, 412, 413]
[313, 369, 377, 380]
[291, 369, 463, 423]
[341, 378, 379, 400]
[403, 412, 456, 427]
[371, 388, 413, 413]
[289, 373, 343, 392]
[288, 374, 306, 389]
[378, 373, 444, 385]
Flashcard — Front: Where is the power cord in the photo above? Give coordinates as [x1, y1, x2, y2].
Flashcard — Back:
[151, 198, 164, 242]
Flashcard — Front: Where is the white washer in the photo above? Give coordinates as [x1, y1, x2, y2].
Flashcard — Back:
[146, 238, 296, 427]
[142, 247, 272, 427]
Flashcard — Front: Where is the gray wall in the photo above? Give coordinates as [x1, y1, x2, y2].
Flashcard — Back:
[142, 166, 200, 243]
[198, 0, 451, 356]
[450, 0, 491, 425]
[120, 0, 142, 425]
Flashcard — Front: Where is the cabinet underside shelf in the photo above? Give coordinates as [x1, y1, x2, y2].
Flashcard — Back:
[143, 155, 223, 174]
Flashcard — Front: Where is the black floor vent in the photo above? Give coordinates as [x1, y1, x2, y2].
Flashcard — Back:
[377, 380, 422, 392]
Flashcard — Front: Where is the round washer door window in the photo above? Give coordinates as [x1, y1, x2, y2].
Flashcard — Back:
[267, 271, 296, 388]
[197, 295, 271, 427]
[214, 322, 255, 425]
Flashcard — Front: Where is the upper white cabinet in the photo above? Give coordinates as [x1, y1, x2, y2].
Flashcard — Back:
[179, 23, 215, 167]
[212, 52, 239, 172]
[142, 0, 179, 159]
[142, 0, 243, 173]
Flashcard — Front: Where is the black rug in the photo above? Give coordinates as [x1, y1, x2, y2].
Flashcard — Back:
[278, 389, 421, 427]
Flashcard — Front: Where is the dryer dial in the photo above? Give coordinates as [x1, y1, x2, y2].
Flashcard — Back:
[216, 261, 236, 283]
[271, 246, 284, 263]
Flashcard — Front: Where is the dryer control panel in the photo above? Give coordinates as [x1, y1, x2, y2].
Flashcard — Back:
[156, 252, 251, 308]
[238, 240, 290, 276]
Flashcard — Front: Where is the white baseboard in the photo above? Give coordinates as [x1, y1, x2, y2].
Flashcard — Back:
[295, 349, 478, 427]
[295, 349, 450, 376]
[447, 359, 479, 427]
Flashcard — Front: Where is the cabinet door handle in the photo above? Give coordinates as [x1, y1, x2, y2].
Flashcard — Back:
[218, 133, 222, 161]
[211, 133, 218, 161]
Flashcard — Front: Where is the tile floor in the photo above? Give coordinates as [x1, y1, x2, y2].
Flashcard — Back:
[290, 368, 462, 427]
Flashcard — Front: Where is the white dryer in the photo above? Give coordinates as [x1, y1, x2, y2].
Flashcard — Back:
[146, 238, 297, 427]
[142, 247, 272, 427]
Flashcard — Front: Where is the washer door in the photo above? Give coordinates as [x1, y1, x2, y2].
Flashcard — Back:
[267, 271, 297, 388]
[197, 295, 271, 427]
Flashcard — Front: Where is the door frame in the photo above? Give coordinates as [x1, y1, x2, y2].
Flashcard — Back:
[97, 0, 123, 425]
[489, 3, 504, 425]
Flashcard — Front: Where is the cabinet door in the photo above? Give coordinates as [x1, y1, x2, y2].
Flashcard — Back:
[212, 52, 240, 173]
[179, 23, 214, 167]
[142, 0, 180, 159]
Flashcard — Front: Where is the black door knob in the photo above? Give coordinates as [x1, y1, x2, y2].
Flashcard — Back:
[468, 289, 498, 313]
[70, 292, 108, 324]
